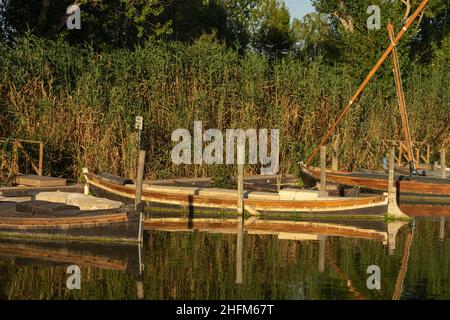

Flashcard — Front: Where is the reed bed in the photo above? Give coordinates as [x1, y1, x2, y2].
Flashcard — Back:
[0, 35, 448, 181]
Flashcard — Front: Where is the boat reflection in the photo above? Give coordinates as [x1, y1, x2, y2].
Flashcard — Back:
[145, 214, 415, 291]
[0, 213, 446, 300]
[0, 239, 142, 273]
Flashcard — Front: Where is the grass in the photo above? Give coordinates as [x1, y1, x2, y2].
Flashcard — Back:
[1, 34, 448, 183]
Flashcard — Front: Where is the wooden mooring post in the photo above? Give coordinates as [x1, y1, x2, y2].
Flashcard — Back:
[82, 168, 90, 195]
[441, 149, 446, 179]
[237, 164, 244, 216]
[319, 146, 328, 197]
[135, 150, 146, 243]
[38, 142, 44, 176]
[388, 148, 395, 195]
[135, 150, 146, 211]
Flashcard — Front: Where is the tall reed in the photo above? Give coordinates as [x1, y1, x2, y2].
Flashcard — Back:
[0, 35, 448, 181]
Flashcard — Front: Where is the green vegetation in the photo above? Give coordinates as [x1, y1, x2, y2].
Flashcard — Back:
[0, 1, 448, 182]
[211, 165, 236, 189]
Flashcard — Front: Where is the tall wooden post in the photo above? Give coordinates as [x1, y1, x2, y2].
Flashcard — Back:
[332, 137, 340, 171]
[440, 149, 446, 178]
[38, 142, 43, 176]
[319, 146, 328, 197]
[237, 164, 244, 216]
[135, 150, 146, 211]
[82, 168, 90, 196]
[388, 148, 395, 195]
[135, 151, 146, 244]
[439, 217, 445, 241]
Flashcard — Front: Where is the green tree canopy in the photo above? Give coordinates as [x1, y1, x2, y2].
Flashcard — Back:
[309, 0, 449, 72]
[251, 0, 294, 59]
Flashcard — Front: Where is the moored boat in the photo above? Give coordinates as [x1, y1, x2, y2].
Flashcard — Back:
[300, 165, 450, 201]
[84, 171, 390, 217]
[0, 200, 141, 243]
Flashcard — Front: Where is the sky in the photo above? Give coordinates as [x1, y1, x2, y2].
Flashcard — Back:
[284, 0, 315, 20]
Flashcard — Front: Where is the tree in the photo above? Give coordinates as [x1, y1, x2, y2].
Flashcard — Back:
[0, 0, 171, 48]
[409, 0, 449, 63]
[221, 0, 258, 49]
[0, 0, 256, 49]
[292, 12, 337, 61]
[251, 0, 294, 59]
[310, 0, 449, 73]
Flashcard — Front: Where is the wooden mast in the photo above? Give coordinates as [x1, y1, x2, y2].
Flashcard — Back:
[387, 23, 415, 171]
[305, 0, 430, 166]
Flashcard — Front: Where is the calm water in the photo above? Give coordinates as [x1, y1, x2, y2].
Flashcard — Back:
[0, 211, 449, 300]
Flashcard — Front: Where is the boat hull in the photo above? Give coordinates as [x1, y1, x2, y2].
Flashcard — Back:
[0, 202, 140, 243]
[300, 166, 450, 201]
[86, 173, 389, 217]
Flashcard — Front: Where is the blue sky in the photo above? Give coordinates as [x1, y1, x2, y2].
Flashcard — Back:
[284, 0, 315, 20]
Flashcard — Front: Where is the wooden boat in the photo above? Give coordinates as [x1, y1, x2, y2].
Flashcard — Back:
[85, 171, 390, 217]
[0, 184, 84, 197]
[400, 203, 450, 216]
[0, 200, 141, 243]
[300, 165, 450, 200]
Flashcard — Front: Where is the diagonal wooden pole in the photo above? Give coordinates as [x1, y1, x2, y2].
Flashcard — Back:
[388, 22, 415, 169]
[305, 0, 430, 166]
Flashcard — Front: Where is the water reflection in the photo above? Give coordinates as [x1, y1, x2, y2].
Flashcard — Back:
[236, 216, 243, 285]
[0, 213, 448, 300]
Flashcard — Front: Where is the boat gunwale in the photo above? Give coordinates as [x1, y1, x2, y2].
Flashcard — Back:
[301, 165, 450, 196]
[87, 173, 388, 212]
